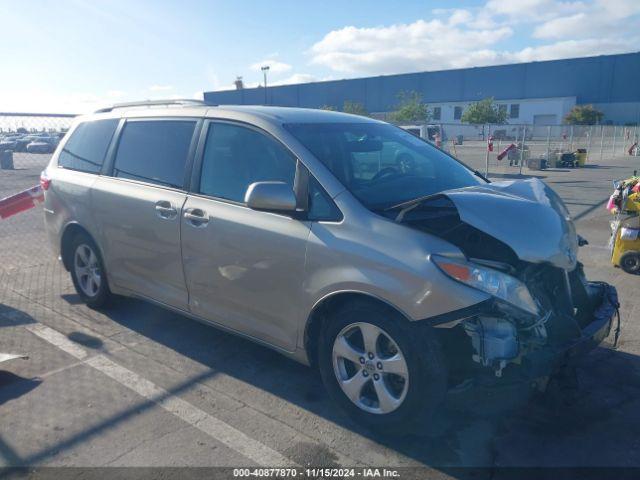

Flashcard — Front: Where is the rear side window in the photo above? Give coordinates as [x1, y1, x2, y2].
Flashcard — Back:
[58, 119, 118, 173]
[113, 120, 196, 188]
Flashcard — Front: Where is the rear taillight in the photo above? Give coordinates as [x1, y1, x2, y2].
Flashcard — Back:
[40, 171, 51, 191]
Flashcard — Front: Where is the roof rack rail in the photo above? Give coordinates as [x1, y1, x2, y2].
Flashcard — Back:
[95, 98, 210, 113]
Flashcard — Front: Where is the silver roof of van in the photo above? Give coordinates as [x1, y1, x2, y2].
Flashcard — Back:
[92, 99, 381, 124]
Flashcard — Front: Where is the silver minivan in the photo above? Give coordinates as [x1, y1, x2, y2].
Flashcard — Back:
[42, 100, 618, 433]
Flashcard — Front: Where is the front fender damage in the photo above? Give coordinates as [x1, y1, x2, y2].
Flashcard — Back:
[389, 178, 620, 388]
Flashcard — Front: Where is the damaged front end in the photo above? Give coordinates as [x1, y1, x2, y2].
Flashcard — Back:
[443, 263, 619, 384]
[390, 178, 620, 388]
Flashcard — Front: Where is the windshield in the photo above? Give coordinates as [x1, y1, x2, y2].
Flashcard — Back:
[285, 122, 484, 210]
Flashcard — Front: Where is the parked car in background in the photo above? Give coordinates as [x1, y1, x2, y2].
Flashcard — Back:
[15, 135, 39, 151]
[26, 138, 55, 153]
[0, 138, 18, 152]
[399, 124, 447, 144]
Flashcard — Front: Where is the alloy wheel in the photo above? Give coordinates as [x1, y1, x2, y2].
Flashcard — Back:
[332, 322, 409, 414]
[74, 244, 102, 297]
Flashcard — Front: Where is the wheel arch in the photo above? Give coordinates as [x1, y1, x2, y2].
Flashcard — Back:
[303, 290, 411, 369]
[60, 222, 99, 271]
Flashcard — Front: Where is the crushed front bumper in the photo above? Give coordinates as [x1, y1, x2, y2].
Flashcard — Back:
[476, 282, 620, 387]
[443, 284, 620, 414]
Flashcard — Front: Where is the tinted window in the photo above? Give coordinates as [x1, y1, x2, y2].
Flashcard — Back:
[454, 106, 462, 120]
[113, 120, 196, 188]
[285, 122, 482, 210]
[510, 104, 520, 118]
[58, 119, 118, 173]
[432, 107, 441, 121]
[199, 123, 295, 203]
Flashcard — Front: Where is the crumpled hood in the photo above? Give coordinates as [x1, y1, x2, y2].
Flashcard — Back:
[414, 178, 578, 270]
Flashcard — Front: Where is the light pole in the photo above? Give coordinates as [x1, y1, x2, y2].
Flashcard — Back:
[261, 65, 270, 105]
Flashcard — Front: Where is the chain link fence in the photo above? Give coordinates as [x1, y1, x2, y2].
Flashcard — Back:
[0, 113, 75, 269]
[390, 121, 640, 177]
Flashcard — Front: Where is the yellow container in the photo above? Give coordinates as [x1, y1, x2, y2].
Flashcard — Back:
[611, 222, 640, 274]
[575, 151, 587, 166]
[626, 192, 640, 212]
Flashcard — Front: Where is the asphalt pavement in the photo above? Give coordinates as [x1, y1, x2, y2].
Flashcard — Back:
[1, 150, 640, 478]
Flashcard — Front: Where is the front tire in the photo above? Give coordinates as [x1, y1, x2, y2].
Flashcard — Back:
[69, 233, 112, 308]
[318, 300, 447, 435]
[620, 251, 640, 275]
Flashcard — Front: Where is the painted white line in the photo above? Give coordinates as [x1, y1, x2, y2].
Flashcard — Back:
[38, 359, 87, 379]
[86, 354, 294, 467]
[25, 323, 88, 360]
[25, 321, 295, 466]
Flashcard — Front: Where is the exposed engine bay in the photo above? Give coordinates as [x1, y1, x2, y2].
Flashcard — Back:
[386, 178, 620, 386]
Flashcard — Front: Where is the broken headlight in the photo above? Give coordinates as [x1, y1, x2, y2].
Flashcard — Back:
[432, 255, 539, 315]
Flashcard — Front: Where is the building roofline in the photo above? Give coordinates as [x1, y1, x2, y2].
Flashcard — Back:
[205, 51, 640, 95]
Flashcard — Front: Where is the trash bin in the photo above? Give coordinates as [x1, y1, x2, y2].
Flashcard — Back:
[527, 157, 548, 171]
[575, 148, 587, 167]
[0, 150, 14, 170]
[527, 158, 540, 170]
[456, 135, 463, 145]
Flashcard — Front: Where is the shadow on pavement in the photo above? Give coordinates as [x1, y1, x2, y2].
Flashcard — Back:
[0, 371, 41, 406]
[67, 331, 103, 350]
[92, 297, 640, 474]
[5, 294, 640, 476]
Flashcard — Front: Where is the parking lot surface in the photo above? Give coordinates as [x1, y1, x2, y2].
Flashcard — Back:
[1, 151, 640, 478]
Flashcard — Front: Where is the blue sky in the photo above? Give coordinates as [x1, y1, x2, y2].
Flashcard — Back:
[1, 0, 638, 113]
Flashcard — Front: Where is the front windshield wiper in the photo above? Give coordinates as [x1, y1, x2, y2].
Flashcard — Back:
[474, 170, 490, 182]
[383, 193, 440, 212]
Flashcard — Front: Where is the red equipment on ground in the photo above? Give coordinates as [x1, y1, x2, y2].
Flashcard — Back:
[497, 143, 516, 161]
[0, 185, 44, 219]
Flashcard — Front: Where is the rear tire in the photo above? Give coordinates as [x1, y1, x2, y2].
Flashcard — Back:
[620, 251, 640, 275]
[69, 233, 113, 308]
[318, 299, 447, 435]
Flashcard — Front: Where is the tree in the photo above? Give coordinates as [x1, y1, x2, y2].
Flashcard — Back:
[319, 104, 337, 111]
[342, 100, 368, 116]
[389, 91, 429, 124]
[460, 97, 507, 124]
[564, 104, 604, 125]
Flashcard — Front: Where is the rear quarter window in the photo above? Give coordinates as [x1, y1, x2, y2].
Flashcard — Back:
[57, 119, 119, 173]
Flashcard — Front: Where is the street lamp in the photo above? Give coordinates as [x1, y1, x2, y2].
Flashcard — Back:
[261, 65, 270, 105]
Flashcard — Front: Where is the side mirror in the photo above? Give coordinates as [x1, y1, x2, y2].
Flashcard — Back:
[245, 181, 297, 213]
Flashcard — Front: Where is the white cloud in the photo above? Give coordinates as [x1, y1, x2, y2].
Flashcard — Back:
[148, 84, 174, 92]
[485, 0, 588, 22]
[250, 59, 292, 75]
[309, 1, 639, 75]
[503, 38, 632, 63]
[447, 9, 473, 26]
[533, 0, 640, 39]
[310, 19, 513, 74]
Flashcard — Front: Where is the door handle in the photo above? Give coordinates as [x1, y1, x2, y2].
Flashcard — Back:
[184, 208, 209, 227]
[155, 200, 177, 219]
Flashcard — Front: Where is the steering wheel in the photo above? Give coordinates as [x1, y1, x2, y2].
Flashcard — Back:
[371, 166, 399, 181]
